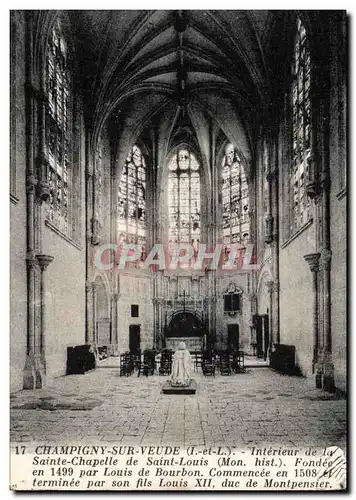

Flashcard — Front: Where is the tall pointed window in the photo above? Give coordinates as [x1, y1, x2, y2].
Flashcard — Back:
[168, 149, 201, 248]
[291, 18, 311, 230]
[222, 143, 249, 257]
[95, 140, 103, 224]
[91, 139, 103, 245]
[46, 18, 72, 234]
[117, 145, 146, 255]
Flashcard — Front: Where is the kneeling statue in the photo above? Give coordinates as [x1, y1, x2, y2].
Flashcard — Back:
[170, 341, 191, 387]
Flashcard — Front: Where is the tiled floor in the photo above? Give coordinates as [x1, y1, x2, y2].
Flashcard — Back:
[10, 364, 347, 450]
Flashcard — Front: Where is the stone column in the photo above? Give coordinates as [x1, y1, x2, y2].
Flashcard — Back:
[152, 298, 158, 349]
[265, 280, 274, 349]
[210, 296, 217, 347]
[303, 252, 321, 386]
[249, 292, 257, 352]
[158, 300, 164, 350]
[111, 292, 119, 355]
[264, 140, 280, 346]
[23, 256, 41, 389]
[320, 249, 334, 392]
[23, 15, 40, 390]
[36, 254, 54, 374]
[85, 281, 93, 343]
[92, 282, 98, 346]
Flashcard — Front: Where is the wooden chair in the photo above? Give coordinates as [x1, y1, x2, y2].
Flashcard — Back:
[192, 351, 203, 372]
[219, 351, 232, 375]
[159, 350, 173, 375]
[232, 350, 246, 373]
[137, 350, 155, 377]
[202, 351, 215, 376]
[120, 352, 134, 377]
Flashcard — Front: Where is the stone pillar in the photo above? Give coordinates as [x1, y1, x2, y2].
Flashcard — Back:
[320, 249, 334, 392]
[152, 298, 159, 349]
[23, 16, 40, 390]
[110, 292, 119, 355]
[265, 280, 274, 349]
[85, 281, 93, 343]
[303, 253, 321, 386]
[23, 256, 42, 389]
[36, 254, 54, 373]
[264, 140, 280, 345]
[211, 296, 217, 347]
[249, 292, 257, 352]
[158, 300, 164, 350]
[92, 282, 98, 345]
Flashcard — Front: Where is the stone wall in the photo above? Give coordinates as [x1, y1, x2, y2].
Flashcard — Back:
[42, 224, 86, 381]
[329, 193, 347, 392]
[117, 273, 154, 352]
[328, 14, 347, 392]
[278, 225, 316, 376]
[216, 275, 251, 351]
[10, 11, 27, 392]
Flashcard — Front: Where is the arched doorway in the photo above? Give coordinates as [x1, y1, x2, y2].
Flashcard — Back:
[165, 312, 203, 352]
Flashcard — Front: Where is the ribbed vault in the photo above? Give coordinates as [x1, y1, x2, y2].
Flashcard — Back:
[67, 9, 278, 161]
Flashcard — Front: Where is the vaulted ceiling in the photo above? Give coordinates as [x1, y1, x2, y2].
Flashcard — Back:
[69, 10, 278, 162]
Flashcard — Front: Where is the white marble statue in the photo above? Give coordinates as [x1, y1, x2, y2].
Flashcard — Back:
[170, 341, 191, 387]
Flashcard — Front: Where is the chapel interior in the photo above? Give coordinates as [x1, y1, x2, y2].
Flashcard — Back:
[10, 10, 347, 394]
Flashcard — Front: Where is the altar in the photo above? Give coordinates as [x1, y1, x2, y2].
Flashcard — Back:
[166, 337, 203, 352]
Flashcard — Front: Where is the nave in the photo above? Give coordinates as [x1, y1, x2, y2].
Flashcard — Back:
[10, 10, 347, 398]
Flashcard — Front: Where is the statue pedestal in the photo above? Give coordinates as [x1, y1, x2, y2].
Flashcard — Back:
[161, 379, 197, 395]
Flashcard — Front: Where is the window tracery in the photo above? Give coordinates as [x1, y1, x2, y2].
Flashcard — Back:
[221, 143, 249, 264]
[291, 17, 311, 230]
[168, 149, 201, 250]
[46, 18, 72, 235]
[117, 145, 146, 262]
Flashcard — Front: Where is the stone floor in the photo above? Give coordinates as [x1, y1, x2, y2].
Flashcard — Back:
[10, 365, 347, 450]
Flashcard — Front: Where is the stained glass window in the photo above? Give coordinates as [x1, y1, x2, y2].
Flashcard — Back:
[117, 145, 146, 263]
[95, 140, 103, 221]
[168, 149, 201, 251]
[222, 143, 249, 264]
[291, 18, 311, 230]
[46, 18, 72, 234]
[263, 141, 269, 215]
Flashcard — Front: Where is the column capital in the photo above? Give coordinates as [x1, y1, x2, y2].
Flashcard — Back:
[26, 254, 38, 270]
[264, 280, 279, 294]
[306, 154, 322, 200]
[26, 173, 37, 193]
[320, 249, 332, 271]
[36, 254, 54, 272]
[303, 252, 321, 273]
[264, 214, 274, 245]
[36, 180, 50, 202]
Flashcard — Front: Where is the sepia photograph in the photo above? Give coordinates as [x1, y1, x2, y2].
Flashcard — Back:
[9, 8, 347, 491]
